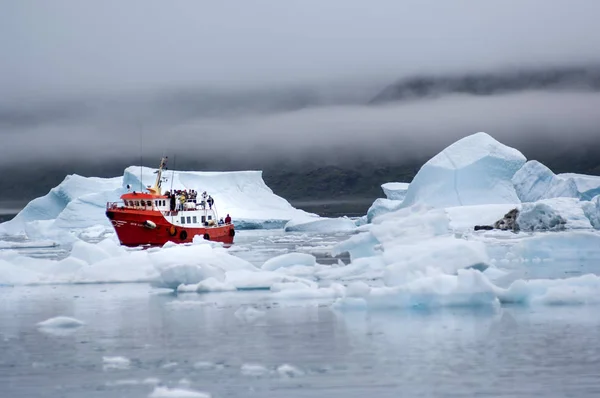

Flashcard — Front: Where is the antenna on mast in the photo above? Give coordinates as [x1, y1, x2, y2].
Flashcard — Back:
[138, 120, 143, 192]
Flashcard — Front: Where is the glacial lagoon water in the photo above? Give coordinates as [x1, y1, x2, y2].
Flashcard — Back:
[2, 230, 600, 398]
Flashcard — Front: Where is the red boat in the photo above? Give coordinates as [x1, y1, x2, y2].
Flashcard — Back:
[105, 157, 235, 247]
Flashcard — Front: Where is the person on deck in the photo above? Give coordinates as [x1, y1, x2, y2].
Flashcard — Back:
[225, 214, 231, 224]
[207, 195, 214, 209]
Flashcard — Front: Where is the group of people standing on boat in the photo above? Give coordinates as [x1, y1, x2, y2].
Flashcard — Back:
[165, 189, 215, 211]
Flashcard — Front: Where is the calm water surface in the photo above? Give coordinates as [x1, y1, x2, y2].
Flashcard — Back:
[2, 230, 600, 397]
[2, 283, 600, 398]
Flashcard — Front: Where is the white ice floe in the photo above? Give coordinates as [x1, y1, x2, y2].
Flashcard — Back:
[276, 364, 305, 377]
[103, 356, 131, 370]
[240, 363, 271, 377]
[148, 386, 211, 398]
[37, 316, 85, 329]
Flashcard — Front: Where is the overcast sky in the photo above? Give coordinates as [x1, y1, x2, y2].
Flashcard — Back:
[2, 0, 600, 167]
[3, 0, 600, 98]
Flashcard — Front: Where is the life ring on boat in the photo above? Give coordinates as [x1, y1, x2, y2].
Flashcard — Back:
[203, 233, 210, 240]
[168, 226, 177, 236]
[229, 229, 235, 237]
[179, 230, 188, 240]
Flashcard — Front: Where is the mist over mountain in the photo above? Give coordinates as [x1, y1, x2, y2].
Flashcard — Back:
[369, 65, 600, 104]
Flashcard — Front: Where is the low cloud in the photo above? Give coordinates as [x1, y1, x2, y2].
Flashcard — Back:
[2, 89, 600, 168]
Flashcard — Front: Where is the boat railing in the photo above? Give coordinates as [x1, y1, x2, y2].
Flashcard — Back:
[106, 202, 122, 210]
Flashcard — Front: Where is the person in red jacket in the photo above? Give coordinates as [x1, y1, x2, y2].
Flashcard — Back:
[225, 214, 231, 224]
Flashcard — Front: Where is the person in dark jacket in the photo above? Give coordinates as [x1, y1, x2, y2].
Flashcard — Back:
[225, 214, 231, 224]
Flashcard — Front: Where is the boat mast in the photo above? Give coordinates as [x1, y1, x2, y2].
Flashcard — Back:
[147, 156, 168, 195]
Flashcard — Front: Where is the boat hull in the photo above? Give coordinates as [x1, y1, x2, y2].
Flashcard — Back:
[105, 208, 234, 247]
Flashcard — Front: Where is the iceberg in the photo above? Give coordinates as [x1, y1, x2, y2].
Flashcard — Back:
[557, 173, 600, 200]
[0, 165, 315, 239]
[517, 198, 592, 232]
[365, 182, 409, 223]
[327, 132, 600, 311]
[400, 132, 526, 209]
[381, 182, 410, 201]
[513, 161, 600, 202]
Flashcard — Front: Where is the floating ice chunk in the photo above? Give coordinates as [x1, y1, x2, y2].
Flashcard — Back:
[234, 306, 265, 322]
[383, 237, 490, 286]
[0, 175, 122, 235]
[315, 256, 386, 282]
[37, 316, 85, 329]
[401, 132, 526, 209]
[366, 198, 405, 223]
[517, 198, 592, 231]
[261, 252, 316, 271]
[331, 231, 380, 261]
[148, 386, 211, 398]
[105, 378, 160, 387]
[276, 364, 304, 377]
[158, 264, 225, 290]
[193, 361, 217, 370]
[498, 274, 600, 305]
[103, 356, 131, 370]
[284, 216, 357, 232]
[240, 363, 271, 377]
[70, 240, 112, 264]
[381, 182, 410, 201]
[513, 160, 579, 202]
[559, 173, 600, 200]
[581, 195, 600, 229]
[366, 269, 499, 309]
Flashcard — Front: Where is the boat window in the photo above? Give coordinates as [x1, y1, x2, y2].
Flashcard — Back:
[207, 215, 212, 220]
[147, 201, 152, 207]
[181, 216, 185, 224]
[186, 216, 191, 223]
[135, 201, 140, 206]
[201, 216, 206, 223]
[162, 200, 165, 206]
[193, 216, 197, 223]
